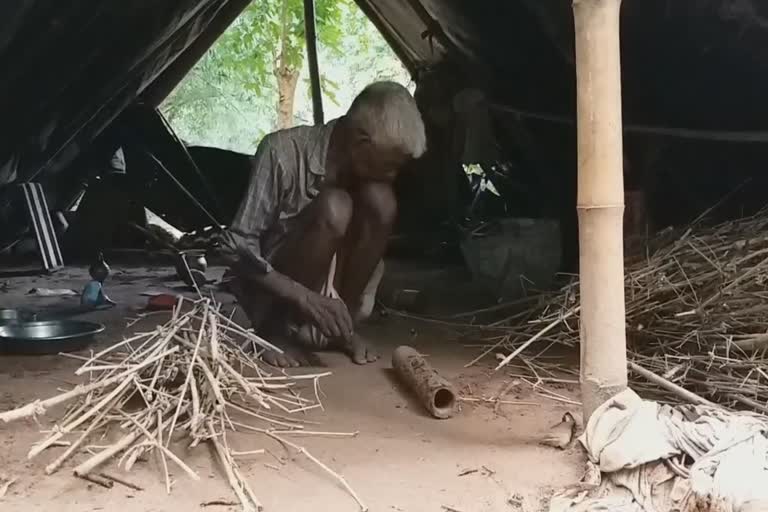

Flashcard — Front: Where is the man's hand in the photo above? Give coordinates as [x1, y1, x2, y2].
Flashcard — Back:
[296, 289, 354, 342]
[236, 269, 354, 342]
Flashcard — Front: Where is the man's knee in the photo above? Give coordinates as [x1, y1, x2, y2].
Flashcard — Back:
[356, 182, 397, 229]
[313, 188, 353, 237]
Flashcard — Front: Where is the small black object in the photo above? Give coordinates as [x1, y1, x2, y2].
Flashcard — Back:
[0, 320, 105, 354]
[175, 251, 208, 287]
[89, 251, 111, 282]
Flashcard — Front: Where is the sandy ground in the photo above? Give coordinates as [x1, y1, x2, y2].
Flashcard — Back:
[0, 265, 583, 512]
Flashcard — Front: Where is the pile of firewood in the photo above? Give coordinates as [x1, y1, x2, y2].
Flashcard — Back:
[0, 299, 365, 512]
[454, 209, 768, 412]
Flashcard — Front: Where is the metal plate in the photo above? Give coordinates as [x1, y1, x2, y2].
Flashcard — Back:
[0, 320, 105, 355]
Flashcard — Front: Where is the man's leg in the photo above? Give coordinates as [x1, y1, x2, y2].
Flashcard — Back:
[332, 182, 397, 363]
[259, 188, 353, 367]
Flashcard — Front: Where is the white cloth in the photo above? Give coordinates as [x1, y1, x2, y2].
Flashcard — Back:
[551, 389, 768, 512]
[109, 147, 126, 172]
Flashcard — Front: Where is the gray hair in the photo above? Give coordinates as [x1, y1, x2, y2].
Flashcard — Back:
[346, 81, 427, 158]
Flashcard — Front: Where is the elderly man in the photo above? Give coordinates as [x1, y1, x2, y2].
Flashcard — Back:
[225, 82, 427, 367]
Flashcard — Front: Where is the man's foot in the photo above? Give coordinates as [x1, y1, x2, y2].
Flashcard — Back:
[335, 334, 379, 365]
[259, 336, 316, 368]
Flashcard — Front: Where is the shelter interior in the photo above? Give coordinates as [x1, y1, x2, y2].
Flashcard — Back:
[1, 1, 768, 510]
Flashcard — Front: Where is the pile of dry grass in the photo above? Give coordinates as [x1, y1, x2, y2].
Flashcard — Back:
[447, 210, 768, 412]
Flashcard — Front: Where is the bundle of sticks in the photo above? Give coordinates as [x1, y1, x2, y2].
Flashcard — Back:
[0, 299, 366, 512]
[459, 209, 768, 412]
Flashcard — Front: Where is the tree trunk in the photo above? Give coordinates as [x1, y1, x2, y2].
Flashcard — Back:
[276, 65, 300, 129]
[275, 0, 302, 129]
[573, 0, 628, 421]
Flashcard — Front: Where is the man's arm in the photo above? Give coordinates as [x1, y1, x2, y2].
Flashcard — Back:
[228, 137, 301, 301]
[226, 139, 353, 340]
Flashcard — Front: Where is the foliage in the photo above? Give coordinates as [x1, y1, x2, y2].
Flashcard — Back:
[162, 0, 408, 153]
[215, 0, 343, 95]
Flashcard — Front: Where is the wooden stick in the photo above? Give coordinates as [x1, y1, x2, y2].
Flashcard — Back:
[146, 349, 169, 401]
[464, 334, 511, 368]
[121, 413, 201, 482]
[196, 355, 227, 412]
[74, 430, 140, 477]
[313, 376, 325, 412]
[218, 358, 269, 409]
[0, 346, 179, 424]
[121, 441, 148, 472]
[77, 472, 113, 489]
[31, 377, 133, 459]
[231, 449, 266, 456]
[459, 397, 539, 406]
[74, 330, 160, 373]
[251, 372, 332, 381]
[0, 478, 17, 499]
[144, 440, 201, 482]
[181, 255, 204, 300]
[98, 472, 144, 491]
[226, 402, 304, 430]
[265, 431, 367, 511]
[494, 307, 579, 371]
[536, 393, 582, 406]
[45, 400, 115, 474]
[209, 309, 220, 363]
[447, 295, 539, 319]
[730, 394, 768, 415]
[232, 461, 263, 512]
[201, 501, 238, 508]
[57, 400, 93, 432]
[166, 312, 207, 446]
[629, 362, 717, 407]
[58, 352, 113, 365]
[189, 371, 202, 436]
[207, 421, 260, 512]
[212, 309, 283, 353]
[157, 410, 172, 494]
[269, 430, 359, 437]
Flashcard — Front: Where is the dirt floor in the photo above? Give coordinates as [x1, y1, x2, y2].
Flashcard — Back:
[0, 264, 584, 512]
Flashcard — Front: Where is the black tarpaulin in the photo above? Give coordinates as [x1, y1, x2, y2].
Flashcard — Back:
[0, 0, 250, 184]
[356, 0, 768, 132]
[3, 0, 768, 200]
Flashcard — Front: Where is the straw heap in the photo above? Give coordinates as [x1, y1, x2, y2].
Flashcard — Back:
[0, 298, 366, 511]
[464, 210, 768, 412]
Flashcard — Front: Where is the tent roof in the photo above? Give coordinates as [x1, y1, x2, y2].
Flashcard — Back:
[358, 0, 768, 133]
[0, 0, 249, 182]
[2, 0, 768, 184]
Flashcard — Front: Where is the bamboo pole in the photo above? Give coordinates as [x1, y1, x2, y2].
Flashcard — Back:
[628, 362, 717, 407]
[303, 0, 324, 125]
[573, 0, 628, 420]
